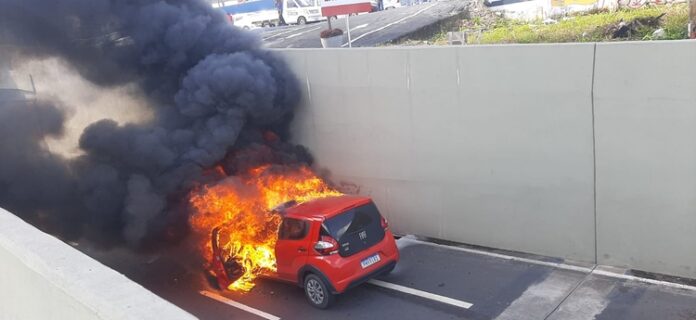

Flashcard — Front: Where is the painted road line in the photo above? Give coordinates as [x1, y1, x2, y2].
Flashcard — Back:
[368, 279, 473, 309]
[353, 23, 369, 30]
[494, 270, 591, 320]
[592, 268, 696, 292]
[285, 26, 322, 39]
[397, 236, 594, 274]
[399, 236, 696, 292]
[200, 291, 281, 320]
[262, 26, 312, 40]
[342, 3, 436, 47]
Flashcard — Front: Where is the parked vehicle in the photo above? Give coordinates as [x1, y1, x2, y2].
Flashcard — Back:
[230, 14, 259, 29]
[221, 0, 278, 27]
[483, 0, 505, 7]
[370, 0, 402, 11]
[210, 195, 400, 309]
[219, 0, 324, 28]
[382, 0, 402, 9]
[283, 0, 324, 25]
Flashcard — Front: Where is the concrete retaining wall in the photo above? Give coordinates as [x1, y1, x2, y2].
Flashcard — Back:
[277, 40, 696, 278]
[0, 208, 196, 320]
[594, 41, 696, 278]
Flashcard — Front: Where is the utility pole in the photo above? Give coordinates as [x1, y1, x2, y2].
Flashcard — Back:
[690, 0, 696, 38]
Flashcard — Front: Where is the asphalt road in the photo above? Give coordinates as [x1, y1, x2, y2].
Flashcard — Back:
[256, 0, 471, 48]
[84, 236, 696, 320]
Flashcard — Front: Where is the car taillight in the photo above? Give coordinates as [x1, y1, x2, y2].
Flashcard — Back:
[381, 216, 389, 230]
[314, 235, 339, 255]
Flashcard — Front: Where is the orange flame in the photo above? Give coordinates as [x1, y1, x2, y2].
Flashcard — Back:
[189, 164, 342, 291]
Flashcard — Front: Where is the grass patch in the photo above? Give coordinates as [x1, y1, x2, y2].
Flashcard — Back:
[468, 4, 688, 44]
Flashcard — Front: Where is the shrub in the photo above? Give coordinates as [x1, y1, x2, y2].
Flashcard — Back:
[476, 4, 689, 44]
[320, 28, 344, 38]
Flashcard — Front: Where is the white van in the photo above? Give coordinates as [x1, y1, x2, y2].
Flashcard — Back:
[383, 0, 402, 9]
[219, 0, 323, 28]
[282, 0, 324, 25]
[370, 0, 402, 10]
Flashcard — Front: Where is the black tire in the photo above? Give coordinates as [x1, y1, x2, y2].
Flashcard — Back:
[304, 274, 335, 309]
[204, 270, 221, 290]
[297, 16, 307, 25]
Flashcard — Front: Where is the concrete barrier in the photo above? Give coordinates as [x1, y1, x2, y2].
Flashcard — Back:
[277, 40, 696, 279]
[279, 45, 597, 263]
[0, 207, 196, 320]
[594, 40, 696, 278]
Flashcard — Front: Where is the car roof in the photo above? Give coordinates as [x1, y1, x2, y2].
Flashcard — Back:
[282, 195, 372, 220]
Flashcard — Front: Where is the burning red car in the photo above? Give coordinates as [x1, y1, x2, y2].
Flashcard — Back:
[209, 195, 400, 309]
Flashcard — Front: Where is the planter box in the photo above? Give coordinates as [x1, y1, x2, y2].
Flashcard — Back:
[320, 35, 344, 48]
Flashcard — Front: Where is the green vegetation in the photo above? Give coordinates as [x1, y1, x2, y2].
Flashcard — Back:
[439, 4, 689, 44]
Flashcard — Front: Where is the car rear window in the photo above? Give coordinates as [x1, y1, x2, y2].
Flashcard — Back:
[322, 202, 385, 257]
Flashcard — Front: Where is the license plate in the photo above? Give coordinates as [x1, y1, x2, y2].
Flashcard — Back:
[360, 254, 381, 269]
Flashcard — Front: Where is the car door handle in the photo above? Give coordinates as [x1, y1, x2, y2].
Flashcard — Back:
[298, 247, 307, 252]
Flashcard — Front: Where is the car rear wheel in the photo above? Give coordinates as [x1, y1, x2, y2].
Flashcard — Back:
[304, 274, 334, 309]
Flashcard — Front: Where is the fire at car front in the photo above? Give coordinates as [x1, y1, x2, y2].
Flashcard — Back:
[189, 164, 341, 292]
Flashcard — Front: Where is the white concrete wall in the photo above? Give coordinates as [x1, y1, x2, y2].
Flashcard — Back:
[279, 45, 597, 262]
[0, 208, 197, 320]
[277, 40, 696, 279]
[594, 41, 696, 278]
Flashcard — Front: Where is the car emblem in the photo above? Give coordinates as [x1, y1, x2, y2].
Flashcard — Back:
[359, 230, 367, 240]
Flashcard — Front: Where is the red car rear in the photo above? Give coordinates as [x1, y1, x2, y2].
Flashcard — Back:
[211, 195, 400, 309]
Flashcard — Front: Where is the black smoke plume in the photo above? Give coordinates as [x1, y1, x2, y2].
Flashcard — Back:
[0, 0, 308, 248]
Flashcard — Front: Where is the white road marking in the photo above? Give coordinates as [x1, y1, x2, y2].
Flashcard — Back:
[200, 290, 281, 320]
[342, 3, 437, 47]
[263, 26, 312, 40]
[494, 271, 584, 320]
[353, 23, 369, 30]
[398, 236, 696, 292]
[545, 276, 615, 320]
[592, 268, 696, 292]
[397, 236, 594, 273]
[368, 279, 473, 309]
[285, 26, 321, 39]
